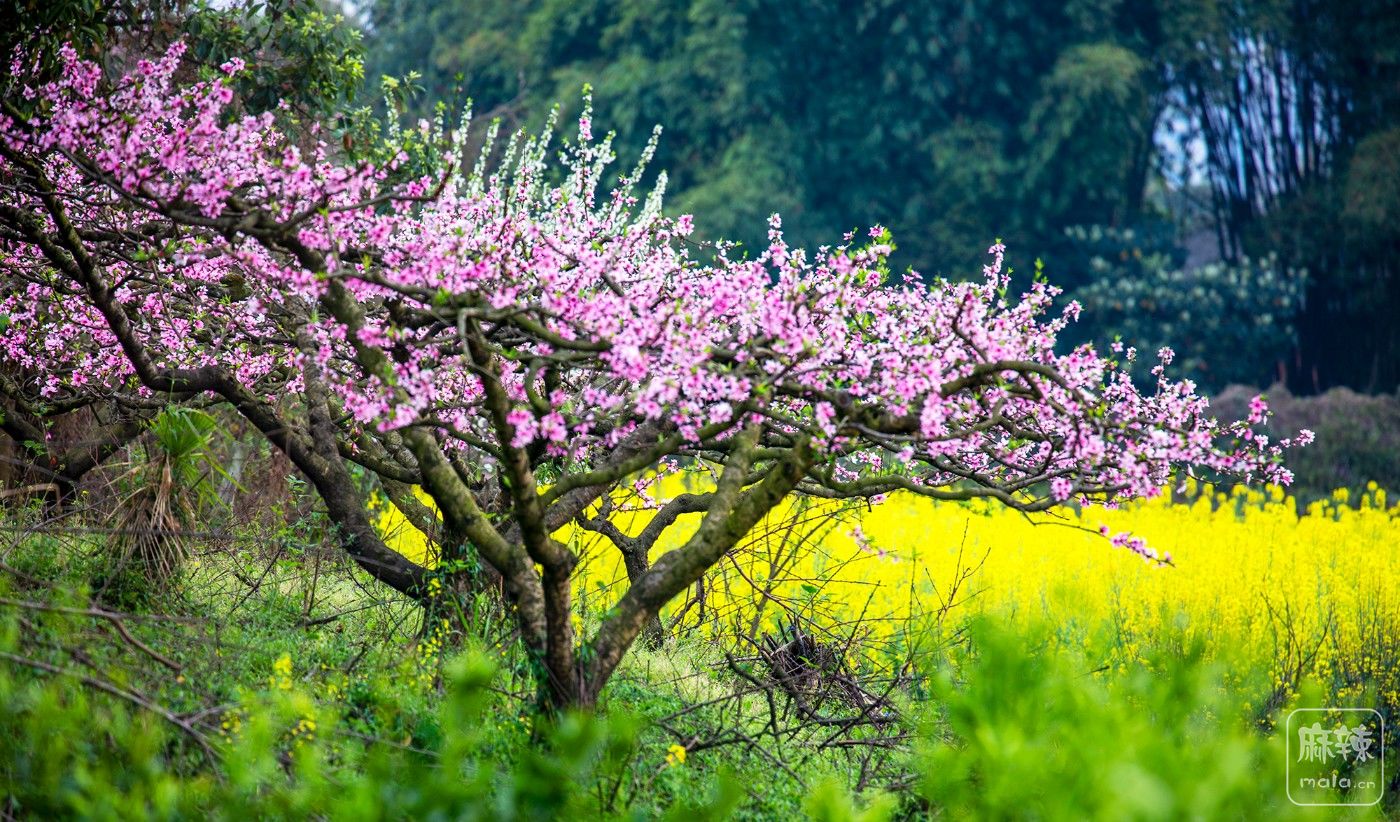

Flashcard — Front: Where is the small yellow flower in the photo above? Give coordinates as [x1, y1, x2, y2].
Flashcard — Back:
[220, 709, 245, 739]
[271, 653, 294, 690]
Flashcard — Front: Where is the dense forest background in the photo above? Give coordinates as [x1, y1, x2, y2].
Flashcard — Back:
[363, 0, 1400, 395]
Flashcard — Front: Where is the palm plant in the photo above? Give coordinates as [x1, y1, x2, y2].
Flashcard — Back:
[102, 408, 224, 603]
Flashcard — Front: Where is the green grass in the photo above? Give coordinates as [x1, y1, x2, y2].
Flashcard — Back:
[0, 515, 1392, 819]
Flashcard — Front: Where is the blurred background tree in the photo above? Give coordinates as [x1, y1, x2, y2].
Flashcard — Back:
[1, 0, 365, 118]
[360, 0, 1400, 395]
[363, 0, 1158, 277]
[1064, 226, 1307, 389]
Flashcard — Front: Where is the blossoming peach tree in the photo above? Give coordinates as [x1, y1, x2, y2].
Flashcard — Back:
[0, 45, 1309, 709]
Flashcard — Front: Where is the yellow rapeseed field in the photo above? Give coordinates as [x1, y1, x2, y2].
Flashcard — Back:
[376, 475, 1400, 710]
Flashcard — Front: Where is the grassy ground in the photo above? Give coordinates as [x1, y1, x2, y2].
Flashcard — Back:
[1, 484, 1396, 818]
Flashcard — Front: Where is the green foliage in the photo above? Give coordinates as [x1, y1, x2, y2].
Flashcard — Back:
[1065, 225, 1306, 391]
[3, 1, 370, 134]
[802, 780, 896, 822]
[1023, 43, 1155, 233]
[183, 0, 366, 118]
[1158, 0, 1400, 392]
[1343, 127, 1400, 249]
[0, 528, 829, 818]
[147, 408, 226, 510]
[364, 0, 1157, 275]
[0, 0, 120, 68]
[2, 521, 1396, 819]
[0, 641, 611, 817]
[97, 408, 227, 607]
[904, 619, 1353, 820]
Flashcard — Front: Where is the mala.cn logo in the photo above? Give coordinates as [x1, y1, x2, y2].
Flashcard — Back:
[1286, 708, 1385, 807]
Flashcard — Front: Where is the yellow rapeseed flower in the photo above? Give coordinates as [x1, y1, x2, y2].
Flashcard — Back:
[376, 473, 1400, 707]
[271, 653, 294, 690]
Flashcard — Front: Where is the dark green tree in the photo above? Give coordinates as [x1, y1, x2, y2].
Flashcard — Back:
[364, 0, 1164, 277]
[364, 0, 1400, 392]
[1153, 0, 1400, 392]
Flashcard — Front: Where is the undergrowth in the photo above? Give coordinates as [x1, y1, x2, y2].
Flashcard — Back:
[0, 501, 1393, 819]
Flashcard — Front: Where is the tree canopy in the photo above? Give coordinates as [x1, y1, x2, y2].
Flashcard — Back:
[364, 0, 1400, 393]
[0, 43, 1306, 708]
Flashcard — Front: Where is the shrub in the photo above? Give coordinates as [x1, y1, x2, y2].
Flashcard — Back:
[97, 409, 224, 608]
[909, 619, 1352, 819]
[1213, 384, 1400, 502]
[1065, 225, 1306, 392]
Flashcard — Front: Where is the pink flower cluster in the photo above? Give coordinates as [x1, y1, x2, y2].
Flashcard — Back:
[0, 45, 1310, 564]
